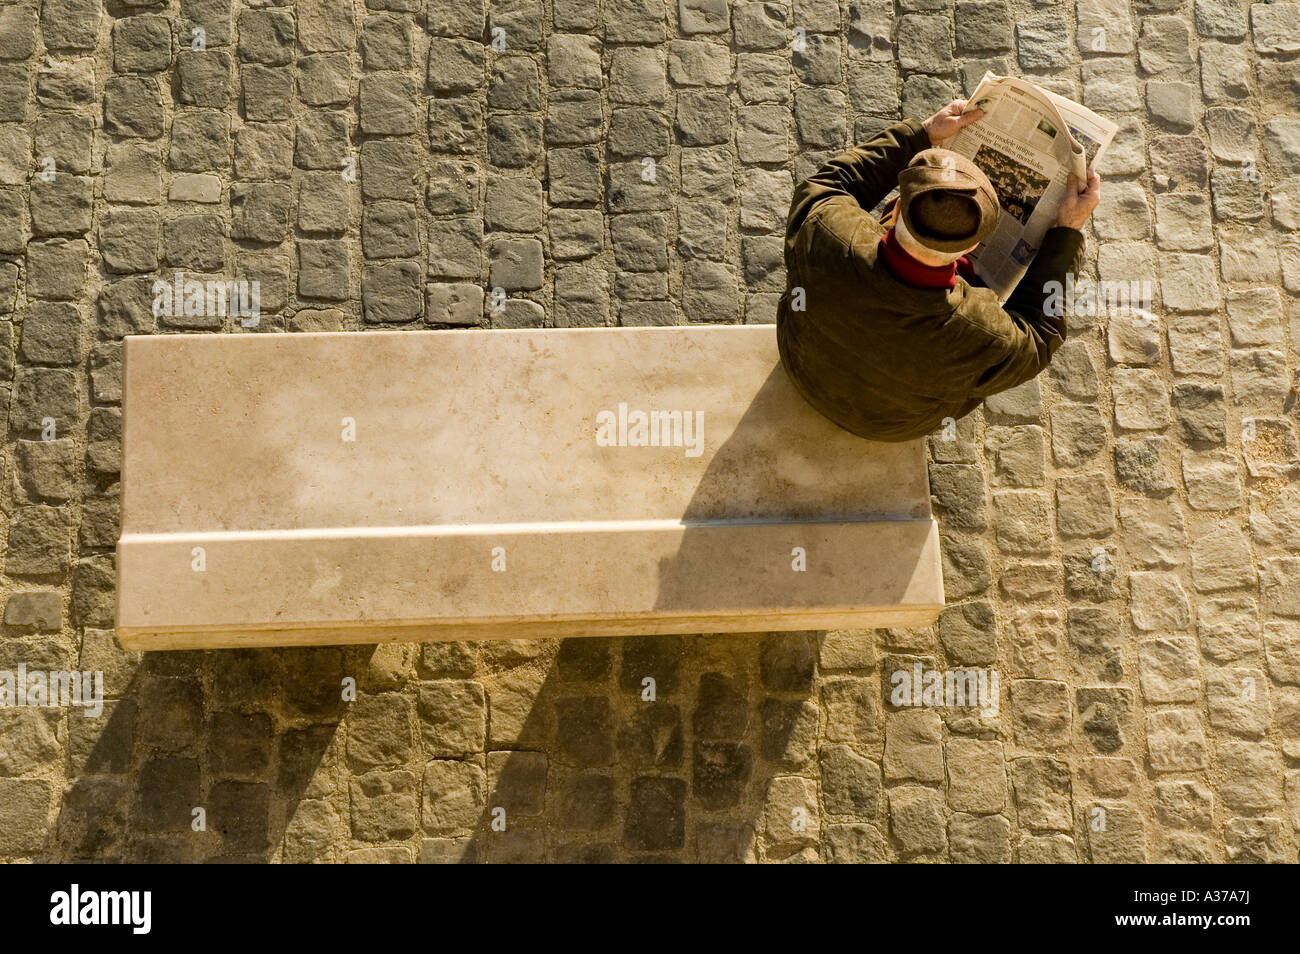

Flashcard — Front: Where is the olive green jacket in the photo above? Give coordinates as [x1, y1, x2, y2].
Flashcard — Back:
[776, 118, 1085, 442]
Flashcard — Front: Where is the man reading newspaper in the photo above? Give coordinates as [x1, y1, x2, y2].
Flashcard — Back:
[777, 97, 1103, 443]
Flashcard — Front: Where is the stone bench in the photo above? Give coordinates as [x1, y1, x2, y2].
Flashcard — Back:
[116, 326, 944, 650]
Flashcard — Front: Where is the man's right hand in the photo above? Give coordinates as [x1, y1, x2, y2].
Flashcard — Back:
[1057, 170, 1101, 230]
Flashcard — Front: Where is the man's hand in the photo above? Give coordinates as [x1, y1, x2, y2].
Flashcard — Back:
[922, 100, 984, 145]
[1056, 170, 1102, 230]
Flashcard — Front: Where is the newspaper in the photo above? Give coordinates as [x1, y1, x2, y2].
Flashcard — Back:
[934, 73, 1118, 299]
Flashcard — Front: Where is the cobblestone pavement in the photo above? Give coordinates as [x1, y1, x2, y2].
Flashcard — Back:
[0, 0, 1298, 863]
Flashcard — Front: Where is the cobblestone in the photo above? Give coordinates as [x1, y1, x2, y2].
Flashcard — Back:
[0, 0, 1292, 864]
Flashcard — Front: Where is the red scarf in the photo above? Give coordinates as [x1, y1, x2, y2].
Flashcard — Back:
[879, 228, 981, 289]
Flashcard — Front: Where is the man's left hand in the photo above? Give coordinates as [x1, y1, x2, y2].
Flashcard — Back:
[922, 100, 984, 145]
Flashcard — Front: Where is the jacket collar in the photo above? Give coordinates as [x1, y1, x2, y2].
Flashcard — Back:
[879, 227, 978, 290]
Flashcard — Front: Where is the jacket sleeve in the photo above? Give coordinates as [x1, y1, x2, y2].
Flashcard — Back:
[970, 225, 1085, 397]
[785, 119, 934, 250]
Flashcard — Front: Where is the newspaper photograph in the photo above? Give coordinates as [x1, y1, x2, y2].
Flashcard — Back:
[936, 73, 1119, 299]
